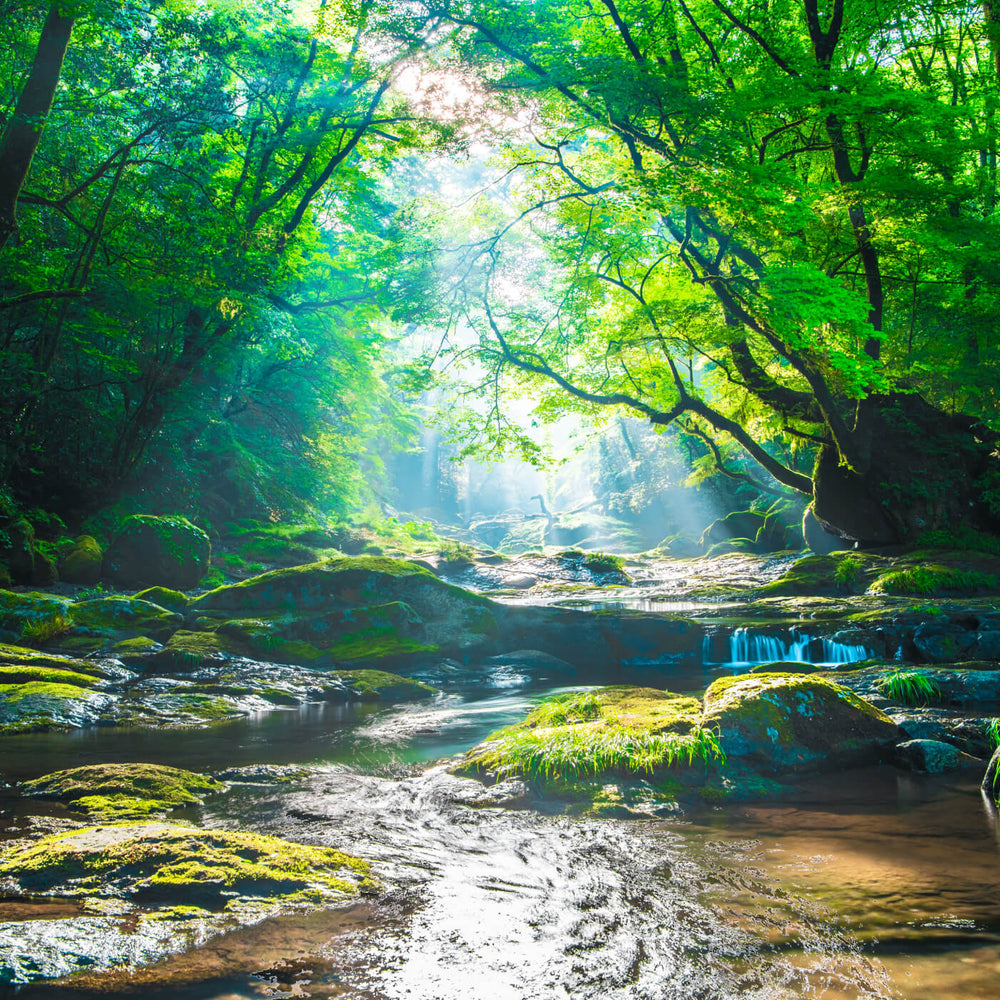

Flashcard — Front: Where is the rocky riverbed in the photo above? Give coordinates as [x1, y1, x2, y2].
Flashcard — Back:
[1, 544, 999, 993]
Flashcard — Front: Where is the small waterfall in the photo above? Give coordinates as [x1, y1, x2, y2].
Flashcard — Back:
[719, 627, 870, 668]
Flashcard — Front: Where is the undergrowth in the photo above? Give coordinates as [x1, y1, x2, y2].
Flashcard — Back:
[473, 724, 726, 780]
[877, 669, 941, 706]
[871, 567, 997, 596]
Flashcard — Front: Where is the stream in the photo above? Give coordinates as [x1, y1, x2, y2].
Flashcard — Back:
[2, 653, 999, 1000]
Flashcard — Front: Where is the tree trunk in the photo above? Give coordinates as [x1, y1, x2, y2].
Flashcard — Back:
[0, 5, 75, 249]
[811, 394, 998, 545]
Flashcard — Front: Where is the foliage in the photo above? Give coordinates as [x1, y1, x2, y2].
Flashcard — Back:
[834, 556, 863, 589]
[870, 567, 998, 596]
[877, 670, 942, 707]
[419, 0, 1000, 541]
[988, 717, 1000, 751]
[915, 528, 1000, 556]
[583, 552, 625, 574]
[0, 0, 436, 521]
[472, 724, 725, 781]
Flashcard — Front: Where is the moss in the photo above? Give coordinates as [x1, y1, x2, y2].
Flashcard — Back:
[334, 669, 437, 701]
[0, 824, 375, 904]
[58, 535, 103, 584]
[326, 629, 438, 663]
[70, 596, 183, 638]
[0, 643, 105, 674]
[0, 680, 95, 704]
[22, 763, 223, 820]
[105, 515, 211, 590]
[133, 587, 189, 611]
[0, 664, 99, 688]
[869, 565, 998, 596]
[111, 636, 162, 656]
[0, 590, 73, 637]
[150, 630, 236, 671]
[199, 566, 226, 588]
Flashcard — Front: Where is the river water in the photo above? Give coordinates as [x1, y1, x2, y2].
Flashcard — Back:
[2, 665, 999, 998]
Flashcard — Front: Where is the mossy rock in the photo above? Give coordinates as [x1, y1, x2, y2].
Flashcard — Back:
[22, 763, 224, 821]
[192, 557, 499, 657]
[104, 515, 210, 589]
[70, 596, 183, 639]
[133, 587, 189, 611]
[146, 630, 238, 672]
[58, 535, 103, 585]
[0, 642, 106, 677]
[0, 518, 57, 585]
[0, 680, 112, 733]
[702, 672, 899, 774]
[0, 823, 375, 905]
[460, 686, 720, 784]
[333, 669, 437, 702]
[111, 636, 162, 663]
[0, 590, 73, 643]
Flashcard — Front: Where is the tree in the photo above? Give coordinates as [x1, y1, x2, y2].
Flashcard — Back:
[424, 0, 1000, 544]
[0, 0, 438, 518]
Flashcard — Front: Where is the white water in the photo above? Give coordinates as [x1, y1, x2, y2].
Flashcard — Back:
[706, 627, 871, 669]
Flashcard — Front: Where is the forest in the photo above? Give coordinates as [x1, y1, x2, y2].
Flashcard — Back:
[2, 2, 1000, 998]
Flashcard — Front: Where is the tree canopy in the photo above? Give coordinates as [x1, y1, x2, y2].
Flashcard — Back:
[417, 0, 1000, 542]
[0, 0, 998, 544]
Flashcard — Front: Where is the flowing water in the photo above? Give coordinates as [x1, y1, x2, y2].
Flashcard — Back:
[1, 660, 998, 998]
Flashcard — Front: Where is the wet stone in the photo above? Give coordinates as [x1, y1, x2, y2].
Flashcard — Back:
[894, 738, 979, 773]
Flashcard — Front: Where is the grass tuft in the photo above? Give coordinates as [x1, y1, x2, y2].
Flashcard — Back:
[877, 669, 942, 706]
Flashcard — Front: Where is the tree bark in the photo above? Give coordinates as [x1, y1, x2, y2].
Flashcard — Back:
[0, 5, 75, 249]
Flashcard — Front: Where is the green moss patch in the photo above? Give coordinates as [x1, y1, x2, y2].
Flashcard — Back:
[133, 587, 189, 611]
[0, 664, 99, 688]
[22, 763, 224, 821]
[0, 824, 375, 905]
[147, 631, 237, 672]
[333, 669, 436, 701]
[70, 596, 183, 638]
[0, 590, 73, 641]
[869, 566, 998, 596]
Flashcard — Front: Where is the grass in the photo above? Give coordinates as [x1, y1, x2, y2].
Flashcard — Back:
[834, 554, 863, 588]
[877, 669, 942, 706]
[915, 527, 1000, 555]
[987, 717, 1000, 751]
[470, 725, 725, 780]
[18, 614, 73, 644]
[583, 552, 625, 573]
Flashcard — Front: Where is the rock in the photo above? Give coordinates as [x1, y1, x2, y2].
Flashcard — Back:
[70, 596, 183, 640]
[802, 505, 845, 555]
[21, 763, 224, 821]
[133, 587, 188, 612]
[701, 511, 765, 551]
[894, 738, 979, 773]
[702, 672, 899, 774]
[334, 669, 437, 701]
[663, 536, 701, 558]
[0, 824, 375, 982]
[145, 630, 235, 672]
[982, 746, 1000, 801]
[58, 535, 103, 584]
[459, 686, 712, 784]
[103, 515, 210, 589]
[912, 621, 978, 662]
[503, 573, 537, 589]
[0, 590, 73, 643]
[191, 556, 500, 662]
[973, 630, 1000, 659]
[0, 518, 57, 585]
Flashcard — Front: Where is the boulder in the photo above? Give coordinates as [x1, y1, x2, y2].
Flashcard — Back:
[894, 738, 979, 773]
[103, 516, 210, 589]
[58, 535, 103, 584]
[0, 518, 57, 585]
[702, 672, 899, 774]
[912, 621, 978, 662]
[70, 596, 183, 639]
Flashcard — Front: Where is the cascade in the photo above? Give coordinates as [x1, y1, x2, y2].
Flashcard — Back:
[708, 627, 870, 668]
